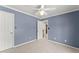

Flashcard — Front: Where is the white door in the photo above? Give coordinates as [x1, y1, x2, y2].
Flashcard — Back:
[0, 11, 14, 51]
[37, 20, 48, 40]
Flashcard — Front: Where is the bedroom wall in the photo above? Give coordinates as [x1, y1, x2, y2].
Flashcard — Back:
[47, 10, 79, 48]
[0, 6, 37, 46]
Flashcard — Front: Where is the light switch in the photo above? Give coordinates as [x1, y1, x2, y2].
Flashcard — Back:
[15, 26, 16, 29]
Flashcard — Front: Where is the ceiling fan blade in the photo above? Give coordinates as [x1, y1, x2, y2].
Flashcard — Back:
[33, 8, 41, 11]
[36, 5, 41, 8]
[44, 8, 56, 11]
[33, 5, 45, 11]
[41, 5, 44, 9]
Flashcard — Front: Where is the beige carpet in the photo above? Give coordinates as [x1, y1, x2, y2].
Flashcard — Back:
[1, 39, 79, 53]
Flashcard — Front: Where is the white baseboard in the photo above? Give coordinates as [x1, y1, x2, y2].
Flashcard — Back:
[14, 39, 36, 48]
[48, 40, 79, 50]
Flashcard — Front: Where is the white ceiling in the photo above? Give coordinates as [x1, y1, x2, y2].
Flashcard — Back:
[6, 5, 79, 19]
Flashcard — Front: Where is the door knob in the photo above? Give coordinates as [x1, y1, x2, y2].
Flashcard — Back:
[10, 31, 13, 34]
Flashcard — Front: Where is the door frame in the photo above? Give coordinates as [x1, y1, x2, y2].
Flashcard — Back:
[37, 20, 48, 40]
[0, 11, 14, 51]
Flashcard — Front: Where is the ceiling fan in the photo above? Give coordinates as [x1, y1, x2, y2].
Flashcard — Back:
[34, 5, 56, 16]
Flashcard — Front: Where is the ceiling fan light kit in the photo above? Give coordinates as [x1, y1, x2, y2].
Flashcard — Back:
[35, 5, 56, 16]
[39, 10, 46, 16]
[39, 10, 44, 16]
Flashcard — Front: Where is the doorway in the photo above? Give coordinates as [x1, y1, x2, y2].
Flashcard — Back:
[0, 11, 14, 51]
[37, 20, 48, 40]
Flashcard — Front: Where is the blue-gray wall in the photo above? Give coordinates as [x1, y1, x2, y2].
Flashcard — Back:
[48, 11, 79, 48]
[0, 6, 37, 45]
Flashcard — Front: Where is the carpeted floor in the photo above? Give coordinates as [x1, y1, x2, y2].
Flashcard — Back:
[1, 39, 79, 53]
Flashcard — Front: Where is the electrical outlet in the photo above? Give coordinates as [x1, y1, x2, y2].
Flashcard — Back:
[65, 40, 67, 43]
[54, 37, 56, 40]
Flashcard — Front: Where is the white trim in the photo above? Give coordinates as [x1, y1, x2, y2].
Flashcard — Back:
[12, 13, 15, 48]
[48, 40, 79, 51]
[41, 9, 79, 19]
[2, 5, 40, 19]
[14, 39, 36, 48]
[2, 5, 79, 19]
